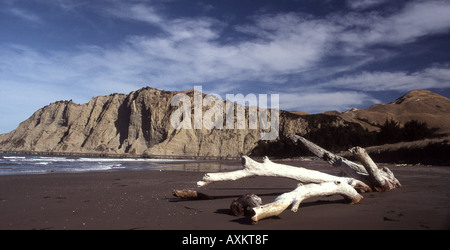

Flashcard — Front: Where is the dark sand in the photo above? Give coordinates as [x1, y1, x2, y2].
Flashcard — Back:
[0, 159, 449, 230]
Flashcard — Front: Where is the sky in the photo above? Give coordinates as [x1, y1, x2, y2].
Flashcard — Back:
[1, 0, 450, 133]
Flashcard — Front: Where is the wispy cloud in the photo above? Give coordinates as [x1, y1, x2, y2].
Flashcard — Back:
[279, 91, 381, 113]
[4, 7, 43, 23]
[338, 0, 450, 47]
[319, 65, 450, 92]
[366, 0, 450, 44]
[103, 4, 336, 86]
[347, 0, 388, 10]
[106, 3, 163, 25]
[3, 0, 450, 94]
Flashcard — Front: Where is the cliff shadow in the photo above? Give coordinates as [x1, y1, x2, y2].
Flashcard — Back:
[115, 100, 131, 147]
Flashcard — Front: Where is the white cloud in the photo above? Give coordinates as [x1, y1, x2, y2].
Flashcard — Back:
[347, 0, 388, 10]
[231, 13, 334, 72]
[339, 0, 450, 46]
[4, 7, 43, 23]
[107, 3, 163, 25]
[280, 91, 381, 113]
[4, 0, 445, 97]
[105, 4, 335, 83]
[371, 0, 450, 44]
[320, 65, 450, 92]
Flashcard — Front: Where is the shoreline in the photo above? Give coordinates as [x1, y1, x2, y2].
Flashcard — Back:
[0, 150, 244, 161]
[0, 160, 449, 230]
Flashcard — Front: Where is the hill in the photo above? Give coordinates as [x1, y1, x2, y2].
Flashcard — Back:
[325, 89, 450, 135]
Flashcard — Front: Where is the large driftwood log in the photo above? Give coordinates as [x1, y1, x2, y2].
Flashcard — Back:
[290, 135, 401, 192]
[289, 135, 369, 181]
[251, 181, 363, 223]
[197, 155, 371, 192]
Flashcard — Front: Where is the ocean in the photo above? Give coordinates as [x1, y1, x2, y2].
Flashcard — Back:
[0, 154, 190, 175]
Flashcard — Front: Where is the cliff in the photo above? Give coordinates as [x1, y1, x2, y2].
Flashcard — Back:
[0, 87, 319, 157]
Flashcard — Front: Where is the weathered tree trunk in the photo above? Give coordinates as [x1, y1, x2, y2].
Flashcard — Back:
[197, 155, 371, 192]
[350, 146, 402, 191]
[290, 135, 401, 192]
[251, 181, 363, 223]
[289, 135, 369, 181]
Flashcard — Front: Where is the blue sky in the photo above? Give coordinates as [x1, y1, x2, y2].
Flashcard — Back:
[1, 0, 450, 133]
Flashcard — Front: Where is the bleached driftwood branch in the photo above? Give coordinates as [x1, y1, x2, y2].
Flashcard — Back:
[289, 135, 401, 192]
[289, 135, 369, 181]
[197, 155, 371, 192]
[251, 181, 363, 224]
[350, 146, 402, 191]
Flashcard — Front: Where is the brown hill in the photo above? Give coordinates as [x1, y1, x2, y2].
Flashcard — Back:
[325, 89, 450, 135]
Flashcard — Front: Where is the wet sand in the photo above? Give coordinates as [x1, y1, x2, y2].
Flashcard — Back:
[0, 159, 449, 230]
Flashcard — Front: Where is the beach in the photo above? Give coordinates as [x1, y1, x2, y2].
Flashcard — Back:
[0, 159, 449, 230]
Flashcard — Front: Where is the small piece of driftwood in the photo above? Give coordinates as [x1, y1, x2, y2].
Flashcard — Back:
[172, 189, 212, 200]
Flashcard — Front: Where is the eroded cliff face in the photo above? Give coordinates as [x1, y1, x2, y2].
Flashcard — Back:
[0, 87, 313, 157]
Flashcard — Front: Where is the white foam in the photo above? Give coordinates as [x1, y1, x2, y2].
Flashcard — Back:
[35, 162, 51, 165]
[3, 156, 26, 159]
[68, 165, 115, 172]
[77, 157, 191, 162]
[3, 156, 75, 163]
[3, 156, 191, 163]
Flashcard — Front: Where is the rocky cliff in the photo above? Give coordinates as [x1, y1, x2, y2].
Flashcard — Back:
[0, 87, 322, 157]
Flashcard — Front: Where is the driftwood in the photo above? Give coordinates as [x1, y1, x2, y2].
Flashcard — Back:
[197, 155, 371, 192]
[173, 136, 401, 223]
[350, 147, 402, 191]
[252, 181, 363, 223]
[290, 135, 401, 192]
[172, 189, 212, 200]
[289, 135, 369, 181]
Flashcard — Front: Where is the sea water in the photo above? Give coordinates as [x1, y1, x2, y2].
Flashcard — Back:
[0, 154, 189, 175]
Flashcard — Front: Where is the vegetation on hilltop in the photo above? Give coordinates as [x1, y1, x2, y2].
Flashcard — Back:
[252, 117, 442, 159]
